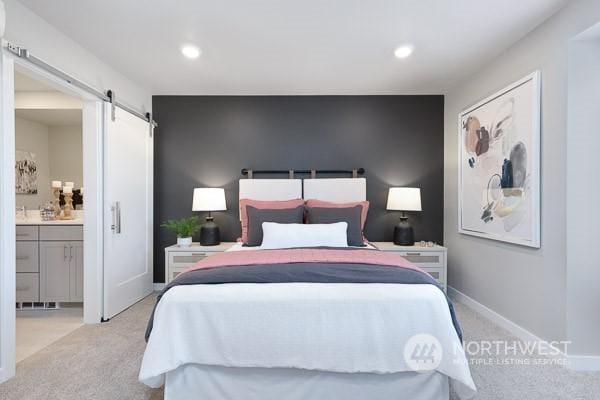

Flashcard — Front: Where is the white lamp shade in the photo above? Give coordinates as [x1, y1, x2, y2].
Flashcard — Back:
[386, 187, 422, 211]
[192, 188, 227, 212]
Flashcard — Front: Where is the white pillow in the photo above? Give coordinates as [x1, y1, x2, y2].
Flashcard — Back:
[261, 222, 349, 249]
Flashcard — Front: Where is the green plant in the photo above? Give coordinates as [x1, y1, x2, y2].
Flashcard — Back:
[161, 216, 201, 238]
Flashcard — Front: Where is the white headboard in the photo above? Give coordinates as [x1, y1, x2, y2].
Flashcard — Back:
[303, 178, 366, 202]
[239, 179, 302, 201]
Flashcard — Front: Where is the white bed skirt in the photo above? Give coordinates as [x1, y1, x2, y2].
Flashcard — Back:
[165, 364, 449, 400]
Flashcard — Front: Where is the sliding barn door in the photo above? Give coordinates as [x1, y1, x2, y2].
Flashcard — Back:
[103, 104, 153, 319]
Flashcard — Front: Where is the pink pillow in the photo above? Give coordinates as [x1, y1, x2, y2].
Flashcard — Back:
[304, 199, 370, 231]
[239, 198, 304, 243]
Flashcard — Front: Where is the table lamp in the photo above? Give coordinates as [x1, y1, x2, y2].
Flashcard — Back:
[192, 188, 227, 246]
[386, 187, 422, 246]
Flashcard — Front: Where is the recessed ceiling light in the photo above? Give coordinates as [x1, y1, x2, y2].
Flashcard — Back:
[181, 45, 201, 59]
[394, 45, 414, 59]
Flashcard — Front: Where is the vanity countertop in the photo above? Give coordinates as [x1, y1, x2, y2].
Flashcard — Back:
[16, 210, 84, 226]
[16, 218, 84, 226]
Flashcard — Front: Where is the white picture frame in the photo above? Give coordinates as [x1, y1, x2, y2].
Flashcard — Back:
[458, 71, 541, 248]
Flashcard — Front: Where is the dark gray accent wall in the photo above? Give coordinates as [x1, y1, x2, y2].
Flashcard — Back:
[154, 96, 444, 282]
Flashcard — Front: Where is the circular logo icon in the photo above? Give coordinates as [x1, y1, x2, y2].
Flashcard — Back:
[403, 333, 443, 372]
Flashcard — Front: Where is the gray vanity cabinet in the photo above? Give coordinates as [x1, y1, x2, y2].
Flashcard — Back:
[39, 241, 83, 302]
[17, 225, 83, 303]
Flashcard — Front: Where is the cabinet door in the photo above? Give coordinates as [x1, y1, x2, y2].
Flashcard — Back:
[40, 241, 71, 302]
[69, 242, 84, 302]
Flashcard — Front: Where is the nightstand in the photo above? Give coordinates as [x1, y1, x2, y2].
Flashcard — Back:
[371, 242, 447, 291]
[164, 242, 236, 283]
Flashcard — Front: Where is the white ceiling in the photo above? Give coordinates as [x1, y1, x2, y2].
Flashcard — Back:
[15, 109, 82, 126]
[20, 0, 568, 95]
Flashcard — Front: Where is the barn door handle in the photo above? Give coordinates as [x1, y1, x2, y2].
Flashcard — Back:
[111, 201, 122, 234]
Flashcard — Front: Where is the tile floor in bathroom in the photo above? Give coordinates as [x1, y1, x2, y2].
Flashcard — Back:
[16, 305, 84, 362]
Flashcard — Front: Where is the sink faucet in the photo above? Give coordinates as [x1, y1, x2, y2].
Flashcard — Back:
[16, 206, 27, 219]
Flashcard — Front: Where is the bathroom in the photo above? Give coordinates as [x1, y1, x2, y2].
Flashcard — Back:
[14, 70, 84, 362]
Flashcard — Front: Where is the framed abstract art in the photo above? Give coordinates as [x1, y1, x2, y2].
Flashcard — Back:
[458, 71, 541, 248]
[15, 150, 38, 195]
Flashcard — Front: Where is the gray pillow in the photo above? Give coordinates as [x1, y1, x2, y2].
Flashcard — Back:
[305, 205, 365, 247]
[246, 205, 305, 247]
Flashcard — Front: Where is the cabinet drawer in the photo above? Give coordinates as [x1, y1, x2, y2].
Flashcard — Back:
[168, 251, 218, 269]
[16, 242, 39, 273]
[422, 267, 443, 281]
[16, 273, 39, 302]
[16, 226, 38, 241]
[39, 225, 83, 241]
[397, 251, 444, 267]
[168, 267, 188, 283]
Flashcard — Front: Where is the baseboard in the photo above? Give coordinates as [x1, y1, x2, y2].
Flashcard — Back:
[0, 366, 14, 384]
[567, 355, 600, 371]
[447, 286, 566, 361]
[153, 283, 165, 291]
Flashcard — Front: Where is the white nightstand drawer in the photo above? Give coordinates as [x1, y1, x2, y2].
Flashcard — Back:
[372, 242, 447, 291]
[168, 251, 218, 269]
[396, 251, 444, 267]
[165, 243, 236, 284]
[421, 266, 446, 285]
[422, 268, 442, 280]
[169, 267, 188, 282]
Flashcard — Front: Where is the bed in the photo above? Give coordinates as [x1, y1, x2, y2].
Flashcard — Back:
[140, 178, 476, 399]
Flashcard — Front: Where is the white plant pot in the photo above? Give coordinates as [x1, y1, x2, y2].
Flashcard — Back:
[177, 237, 192, 247]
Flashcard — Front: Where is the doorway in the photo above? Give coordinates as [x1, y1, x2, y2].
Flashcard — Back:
[14, 70, 85, 361]
[0, 45, 154, 383]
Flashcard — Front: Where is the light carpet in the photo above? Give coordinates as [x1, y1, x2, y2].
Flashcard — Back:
[1, 293, 599, 400]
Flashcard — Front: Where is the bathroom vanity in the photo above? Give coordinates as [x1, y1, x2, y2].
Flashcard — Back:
[16, 217, 84, 305]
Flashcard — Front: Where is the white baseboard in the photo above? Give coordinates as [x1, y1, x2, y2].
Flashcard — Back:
[0, 366, 12, 384]
[447, 286, 566, 361]
[153, 283, 165, 291]
[449, 286, 600, 370]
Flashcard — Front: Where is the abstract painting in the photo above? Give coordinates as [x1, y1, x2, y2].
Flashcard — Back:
[15, 150, 38, 195]
[458, 72, 540, 248]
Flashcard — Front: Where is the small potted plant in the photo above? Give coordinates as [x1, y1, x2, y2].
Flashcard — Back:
[161, 216, 200, 247]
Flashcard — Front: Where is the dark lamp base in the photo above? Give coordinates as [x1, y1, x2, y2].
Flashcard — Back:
[393, 217, 415, 246]
[200, 217, 221, 246]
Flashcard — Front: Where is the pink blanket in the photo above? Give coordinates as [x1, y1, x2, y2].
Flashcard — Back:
[185, 248, 422, 274]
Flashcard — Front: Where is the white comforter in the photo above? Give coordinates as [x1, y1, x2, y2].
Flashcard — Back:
[139, 282, 476, 398]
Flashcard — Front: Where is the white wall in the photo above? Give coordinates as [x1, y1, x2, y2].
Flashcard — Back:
[48, 124, 83, 188]
[15, 117, 83, 209]
[566, 30, 600, 358]
[444, 0, 600, 356]
[15, 116, 50, 208]
[3, 0, 151, 113]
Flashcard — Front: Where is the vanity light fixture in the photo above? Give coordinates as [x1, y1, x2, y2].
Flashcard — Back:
[394, 45, 414, 59]
[181, 45, 201, 59]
